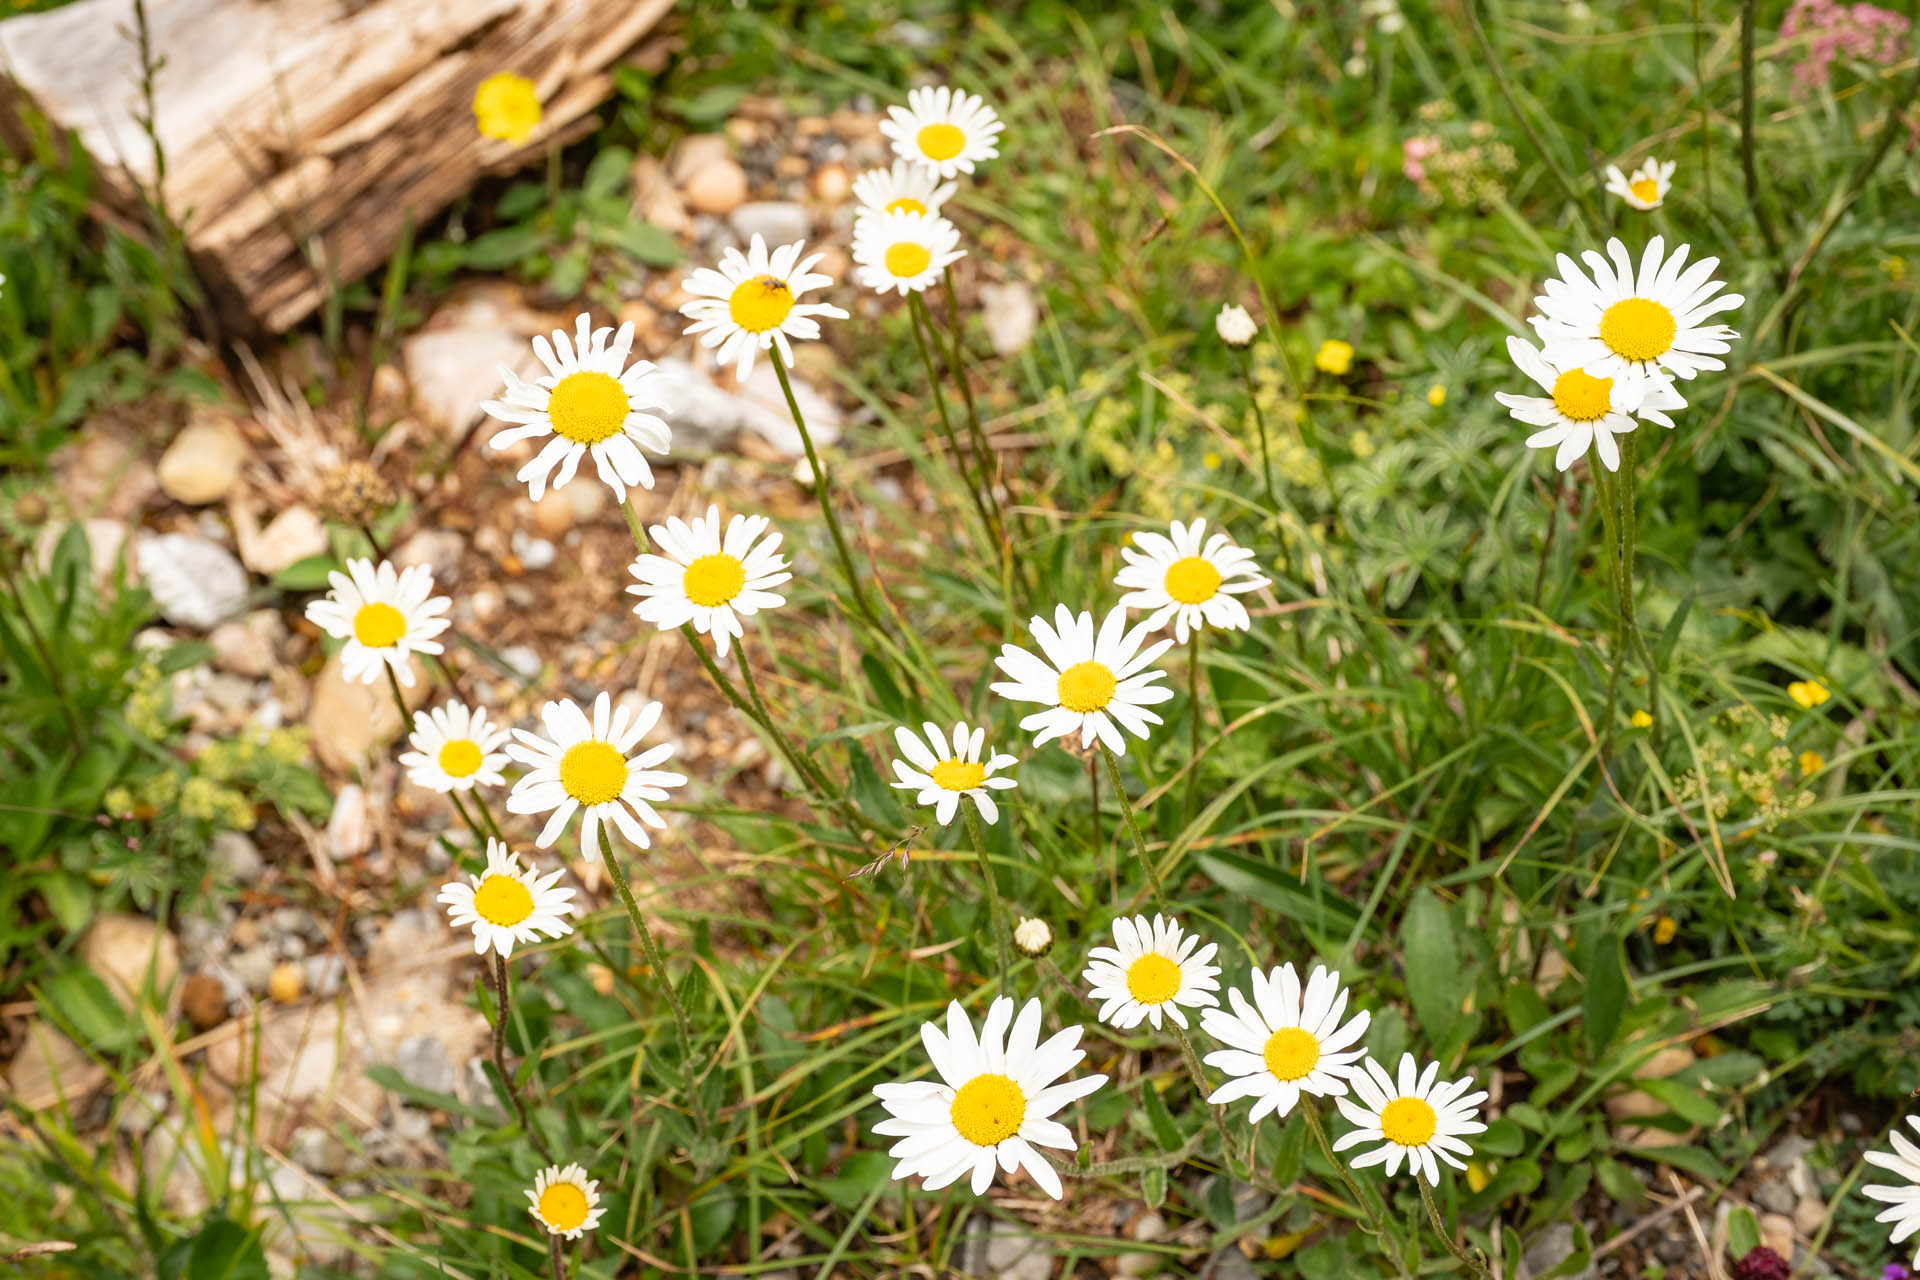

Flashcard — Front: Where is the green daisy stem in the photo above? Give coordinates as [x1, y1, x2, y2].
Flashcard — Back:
[469, 788, 507, 844]
[597, 849, 700, 1102]
[960, 801, 1012, 983]
[1417, 1175, 1491, 1278]
[1235, 347, 1283, 525]
[1302, 1098, 1387, 1239]
[1618, 434, 1662, 737]
[769, 357, 881, 629]
[1185, 630, 1203, 824]
[446, 791, 490, 852]
[937, 266, 998, 492]
[486, 951, 551, 1162]
[908, 293, 1000, 548]
[1099, 745, 1166, 903]
[548, 1234, 566, 1280]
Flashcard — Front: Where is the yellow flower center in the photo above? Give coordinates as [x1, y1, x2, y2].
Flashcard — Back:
[1379, 1096, 1439, 1147]
[546, 370, 629, 445]
[949, 1072, 1025, 1146]
[885, 196, 927, 216]
[1598, 296, 1677, 363]
[1163, 556, 1222, 605]
[559, 741, 627, 806]
[929, 758, 988, 791]
[352, 602, 407, 648]
[473, 72, 542, 144]
[1550, 369, 1614, 423]
[471, 872, 534, 926]
[728, 276, 795, 333]
[1628, 177, 1661, 205]
[438, 739, 484, 778]
[916, 122, 967, 162]
[884, 240, 932, 279]
[682, 553, 747, 608]
[1056, 660, 1117, 714]
[1125, 953, 1183, 1005]
[536, 1181, 590, 1231]
[1262, 1027, 1321, 1082]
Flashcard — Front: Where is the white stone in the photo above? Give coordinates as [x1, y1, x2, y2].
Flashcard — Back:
[326, 784, 372, 860]
[392, 528, 465, 584]
[135, 532, 249, 630]
[728, 200, 809, 246]
[81, 913, 180, 1008]
[157, 418, 247, 505]
[208, 609, 284, 678]
[980, 281, 1038, 357]
[236, 504, 327, 576]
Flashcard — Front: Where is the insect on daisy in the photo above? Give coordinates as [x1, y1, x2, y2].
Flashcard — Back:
[853, 210, 965, 297]
[505, 692, 686, 859]
[879, 86, 1004, 179]
[889, 721, 1018, 826]
[1114, 518, 1271, 643]
[436, 838, 575, 958]
[1081, 914, 1220, 1031]
[398, 701, 510, 793]
[1496, 335, 1686, 473]
[1332, 1053, 1489, 1183]
[1530, 236, 1742, 381]
[1864, 1114, 1920, 1267]
[1604, 155, 1675, 211]
[1200, 963, 1371, 1122]
[852, 159, 958, 220]
[626, 505, 791, 657]
[479, 314, 671, 504]
[678, 234, 848, 379]
[303, 558, 451, 688]
[990, 605, 1174, 755]
[526, 1162, 605, 1239]
[872, 996, 1106, 1199]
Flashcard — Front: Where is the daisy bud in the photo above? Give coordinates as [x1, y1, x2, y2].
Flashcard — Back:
[1215, 304, 1257, 347]
[1012, 917, 1053, 958]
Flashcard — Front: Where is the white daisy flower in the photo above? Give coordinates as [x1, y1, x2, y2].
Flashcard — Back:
[505, 692, 686, 860]
[1011, 917, 1053, 958]
[435, 838, 575, 958]
[989, 605, 1174, 756]
[1863, 1114, 1920, 1266]
[1081, 914, 1221, 1031]
[1215, 304, 1257, 347]
[626, 504, 791, 658]
[398, 701, 511, 793]
[1496, 335, 1686, 473]
[1604, 156, 1675, 211]
[303, 558, 451, 688]
[678, 234, 849, 379]
[1199, 963, 1372, 1122]
[880, 86, 1004, 179]
[871, 996, 1107, 1199]
[1529, 236, 1743, 381]
[853, 210, 965, 297]
[1332, 1053, 1489, 1183]
[1113, 518, 1270, 643]
[525, 1162, 605, 1239]
[852, 159, 958, 220]
[479, 313, 671, 503]
[889, 720, 1018, 826]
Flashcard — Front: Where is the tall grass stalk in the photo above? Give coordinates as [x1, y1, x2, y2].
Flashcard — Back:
[770, 358, 881, 628]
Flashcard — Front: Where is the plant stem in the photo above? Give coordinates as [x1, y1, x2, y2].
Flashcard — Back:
[487, 952, 551, 1161]
[1236, 348, 1282, 522]
[1302, 1099, 1387, 1239]
[961, 802, 1012, 981]
[1099, 745, 1166, 902]
[597, 850, 701, 1118]
[937, 267, 998, 488]
[1738, 0, 1783, 268]
[1417, 1176, 1491, 1278]
[769, 357, 880, 627]
[383, 664, 417, 738]
[1185, 630, 1203, 823]
[1089, 752, 1109, 899]
[470, 788, 507, 843]
[548, 1233, 566, 1280]
[908, 293, 999, 546]
[447, 791, 489, 850]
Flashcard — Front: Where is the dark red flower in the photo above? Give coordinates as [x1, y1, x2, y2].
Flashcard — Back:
[1732, 1247, 1791, 1280]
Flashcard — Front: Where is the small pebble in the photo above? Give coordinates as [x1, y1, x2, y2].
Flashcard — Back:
[268, 962, 305, 1004]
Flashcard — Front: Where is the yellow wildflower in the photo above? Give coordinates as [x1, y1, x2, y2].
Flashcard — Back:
[1426, 383, 1447, 406]
[1652, 916, 1677, 945]
[1630, 709, 1652, 729]
[1315, 339, 1354, 376]
[1786, 680, 1829, 709]
[474, 73, 542, 144]
[1798, 750, 1822, 776]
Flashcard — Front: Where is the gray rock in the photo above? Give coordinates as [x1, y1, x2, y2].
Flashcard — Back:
[305, 954, 346, 999]
[963, 1216, 1052, 1280]
[648, 355, 843, 461]
[229, 944, 276, 993]
[288, 1125, 348, 1176]
[727, 200, 810, 247]
[392, 529, 466, 585]
[391, 1106, 433, 1143]
[500, 646, 543, 681]
[1203, 1250, 1258, 1280]
[393, 1034, 453, 1096]
[209, 831, 264, 883]
[1754, 1178, 1796, 1215]
[1521, 1222, 1596, 1280]
[136, 532, 249, 630]
[509, 530, 556, 571]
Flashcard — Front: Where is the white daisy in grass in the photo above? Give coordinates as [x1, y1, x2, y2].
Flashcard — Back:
[872, 996, 1106, 1199]
[853, 210, 965, 297]
[1114, 518, 1270, 643]
[399, 701, 510, 793]
[1863, 1114, 1920, 1265]
[1530, 236, 1742, 381]
[889, 720, 1018, 826]
[678, 234, 848, 379]
[303, 558, 450, 688]
[505, 692, 685, 859]
[1496, 335, 1686, 473]
[990, 605, 1174, 755]
[436, 838, 575, 958]
[626, 505, 791, 658]
[480, 313, 671, 502]
[1604, 156, 1675, 211]
[1200, 963, 1371, 1122]
[852, 159, 958, 220]
[526, 1162, 605, 1239]
[1332, 1053, 1488, 1183]
[1081, 914, 1220, 1031]
[880, 86, 1004, 179]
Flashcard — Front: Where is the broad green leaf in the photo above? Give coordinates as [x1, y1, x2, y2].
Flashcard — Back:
[1402, 890, 1464, 1040]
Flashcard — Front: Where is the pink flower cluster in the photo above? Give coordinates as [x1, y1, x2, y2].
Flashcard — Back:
[1780, 0, 1911, 93]
[1402, 135, 1442, 183]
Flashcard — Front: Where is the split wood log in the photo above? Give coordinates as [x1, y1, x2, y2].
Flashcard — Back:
[0, 0, 673, 334]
